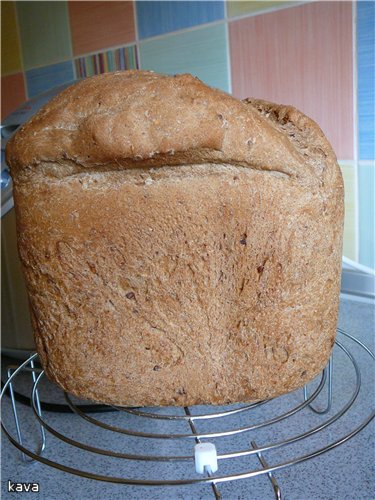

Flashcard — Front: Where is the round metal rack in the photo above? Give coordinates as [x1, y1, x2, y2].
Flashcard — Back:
[1, 328, 374, 499]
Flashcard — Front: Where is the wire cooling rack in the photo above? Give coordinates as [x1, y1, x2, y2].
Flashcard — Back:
[1, 328, 374, 499]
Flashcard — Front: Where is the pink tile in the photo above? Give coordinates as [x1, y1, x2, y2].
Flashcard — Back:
[68, 1, 135, 56]
[229, 2, 354, 160]
[1, 73, 26, 120]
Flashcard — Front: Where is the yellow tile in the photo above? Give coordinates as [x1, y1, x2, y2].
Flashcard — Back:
[340, 162, 357, 261]
[227, 1, 297, 18]
[1, 1, 22, 75]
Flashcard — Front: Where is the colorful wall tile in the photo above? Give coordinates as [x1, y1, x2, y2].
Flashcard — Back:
[140, 24, 229, 92]
[340, 162, 357, 261]
[358, 1, 375, 160]
[25, 61, 75, 98]
[1, 73, 26, 120]
[16, 1, 72, 71]
[136, 1, 224, 39]
[358, 163, 375, 269]
[68, 1, 135, 57]
[227, 1, 296, 18]
[75, 45, 138, 78]
[229, 2, 354, 160]
[1, 1, 22, 75]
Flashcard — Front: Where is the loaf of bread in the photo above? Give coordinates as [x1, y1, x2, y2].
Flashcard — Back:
[6, 71, 344, 406]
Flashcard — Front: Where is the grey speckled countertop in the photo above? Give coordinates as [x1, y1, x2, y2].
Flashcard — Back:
[1, 296, 374, 500]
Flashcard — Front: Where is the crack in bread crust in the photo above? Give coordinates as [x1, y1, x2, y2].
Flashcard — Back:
[8, 71, 318, 182]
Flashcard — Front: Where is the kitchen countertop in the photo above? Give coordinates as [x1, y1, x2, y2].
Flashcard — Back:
[1, 296, 374, 499]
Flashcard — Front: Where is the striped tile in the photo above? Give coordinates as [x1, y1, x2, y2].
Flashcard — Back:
[339, 162, 357, 262]
[75, 46, 138, 78]
[358, 1, 375, 160]
[16, 1, 72, 70]
[358, 162, 375, 269]
[1, 1, 22, 75]
[68, 1, 135, 57]
[136, 1, 224, 39]
[229, 2, 354, 160]
[140, 24, 229, 92]
[227, 1, 297, 18]
[1, 73, 26, 120]
[26, 61, 75, 99]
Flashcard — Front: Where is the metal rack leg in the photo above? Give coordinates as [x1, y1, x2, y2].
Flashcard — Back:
[251, 440, 282, 500]
[29, 359, 46, 455]
[6, 361, 46, 462]
[184, 407, 222, 500]
[303, 354, 333, 414]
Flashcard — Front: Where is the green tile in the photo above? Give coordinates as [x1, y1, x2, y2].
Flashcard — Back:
[1, 1, 23, 75]
[358, 162, 375, 269]
[16, 1, 72, 70]
[340, 162, 357, 261]
[139, 24, 229, 92]
[227, 1, 297, 18]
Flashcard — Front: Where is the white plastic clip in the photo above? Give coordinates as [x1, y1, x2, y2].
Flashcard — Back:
[194, 442, 218, 474]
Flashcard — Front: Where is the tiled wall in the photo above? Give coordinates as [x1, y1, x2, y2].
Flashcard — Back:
[1, 1, 374, 268]
[357, 1, 375, 269]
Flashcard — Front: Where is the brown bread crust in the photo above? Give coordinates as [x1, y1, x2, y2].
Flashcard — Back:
[7, 71, 344, 406]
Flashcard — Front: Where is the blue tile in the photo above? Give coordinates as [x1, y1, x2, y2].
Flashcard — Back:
[25, 61, 75, 98]
[136, 1, 224, 39]
[358, 1, 375, 160]
[358, 163, 375, 269]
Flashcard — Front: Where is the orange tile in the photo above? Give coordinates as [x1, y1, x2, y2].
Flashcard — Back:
[229, 2, 354, 160]
[1, 73, 26, 120]
[68, 1, 135, 56]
